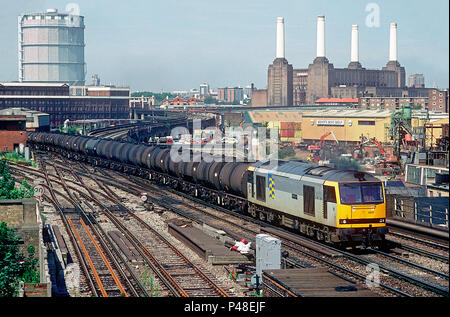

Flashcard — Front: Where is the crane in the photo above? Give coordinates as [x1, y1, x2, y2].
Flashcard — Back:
[308, 131, 339, 151]
[308, 131, 340, 162]
[357, 136, 398, 165]
[359, 137, 386, 155]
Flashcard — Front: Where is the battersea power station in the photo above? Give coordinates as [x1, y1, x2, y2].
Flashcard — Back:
[265, 16, 416, 107]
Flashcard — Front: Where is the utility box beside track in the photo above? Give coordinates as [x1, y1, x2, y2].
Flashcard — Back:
[256, 234, 281, 279]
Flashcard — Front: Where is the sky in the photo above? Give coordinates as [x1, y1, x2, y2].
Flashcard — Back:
[0, 0, 448, 92]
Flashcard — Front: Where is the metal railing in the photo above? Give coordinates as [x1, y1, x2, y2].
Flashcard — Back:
[392, 195, 449, 227]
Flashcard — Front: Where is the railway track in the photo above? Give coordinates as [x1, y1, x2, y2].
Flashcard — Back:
[91, 166, 450, 297]
[78, 171, 450, 296]
[115, 171, 450, 297]
[64, 158, 231, 297]
[38, 158, 145, 297]
[12, 154, 230, 297]
[387, 229, 449, 252]
[9, 153, 449, 297]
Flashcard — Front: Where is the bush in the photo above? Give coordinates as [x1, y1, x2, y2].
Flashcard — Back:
[0, 222, 40, 297]
[278, 145, 296, 160]
[0, 159, 34, 200]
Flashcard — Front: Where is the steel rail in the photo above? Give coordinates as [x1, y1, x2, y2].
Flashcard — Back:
[36, 158, 99, 297]
[13, 162, 147, 297]
[64, 164, 230, 297]
[38, 158, 134, 297]
[368, 248, 449, 280]
[79, 217, 129, 296]
[67, 217, 108, 297]
[52, 159, 149, 297]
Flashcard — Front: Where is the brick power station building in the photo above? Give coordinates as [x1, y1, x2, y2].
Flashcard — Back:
[265, 16, 436, 108]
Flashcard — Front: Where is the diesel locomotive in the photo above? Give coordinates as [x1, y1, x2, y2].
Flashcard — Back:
[27, 132, 388, 247]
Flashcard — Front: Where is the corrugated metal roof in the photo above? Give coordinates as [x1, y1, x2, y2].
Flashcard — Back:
[302, 109, 392, 118]
[248, 110, 303, 123]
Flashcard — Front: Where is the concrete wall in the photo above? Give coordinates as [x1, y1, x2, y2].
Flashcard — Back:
[0, 198, 37, 227]
[0, 198, 51, 296]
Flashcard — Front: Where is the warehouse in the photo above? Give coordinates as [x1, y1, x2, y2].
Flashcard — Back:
[244, 109, 392, 146]
[301, 109, 392, 146]
[0, 108, 50, 132]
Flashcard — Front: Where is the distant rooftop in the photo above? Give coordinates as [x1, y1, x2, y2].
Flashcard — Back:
[316, 98, 358, 103]
[0, 82, 69, 87]
[302, 109, 393, 118]
[0, 108, 48, 116]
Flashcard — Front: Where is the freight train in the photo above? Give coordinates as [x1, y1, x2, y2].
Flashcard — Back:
[28, 132, 388, 248]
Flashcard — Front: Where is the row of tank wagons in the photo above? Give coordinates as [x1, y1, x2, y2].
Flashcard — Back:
[28, 132, 250, 198]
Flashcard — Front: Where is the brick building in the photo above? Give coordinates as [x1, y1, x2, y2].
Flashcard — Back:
[428, 88, 448, 112]
[250, 89, 268, 107]
[359, 96, 428, 111]
[217, 87, 244, 104]
[0, 115, 27, 152]
[0, 83, 130, 127]
[266, 16, 446, 108]
[268, 58, 293, 107]
[358, 88, 448, 113]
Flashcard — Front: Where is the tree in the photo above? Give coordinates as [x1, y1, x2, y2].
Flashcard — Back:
[0, 159, 16, 200]
[0, 160, 34, 200]
[0, 222, 26, 297]
[0, 222, 40, 297]
[203, 96, 217, 105]
[278, 145, 296, 160]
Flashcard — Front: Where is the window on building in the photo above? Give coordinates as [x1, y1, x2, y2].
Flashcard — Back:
[358, 121, 375, 126]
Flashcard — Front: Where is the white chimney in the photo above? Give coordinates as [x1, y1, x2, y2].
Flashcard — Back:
[351, 24, 359, 63]
[389, 22, 398, 61]
[317, 15, 326, 58]
[276, 17, 285, 59]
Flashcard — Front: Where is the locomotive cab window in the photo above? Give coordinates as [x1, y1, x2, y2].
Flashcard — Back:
[256, 175, 266, 202]
[323, 185, 336, 203]
[323, 185, 336, 220]
[303, 185, 315, 216]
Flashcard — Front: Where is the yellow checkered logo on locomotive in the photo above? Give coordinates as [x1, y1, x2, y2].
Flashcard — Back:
[268, 173, 275, 199]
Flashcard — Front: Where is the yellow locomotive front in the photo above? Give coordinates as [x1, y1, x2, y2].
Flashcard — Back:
[335, 180, 388, 247]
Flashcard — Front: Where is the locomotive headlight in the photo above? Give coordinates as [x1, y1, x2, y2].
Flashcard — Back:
[342, 220, 347, 224]
[379, 219, 385, 223]
[371, 206, 375, 211]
